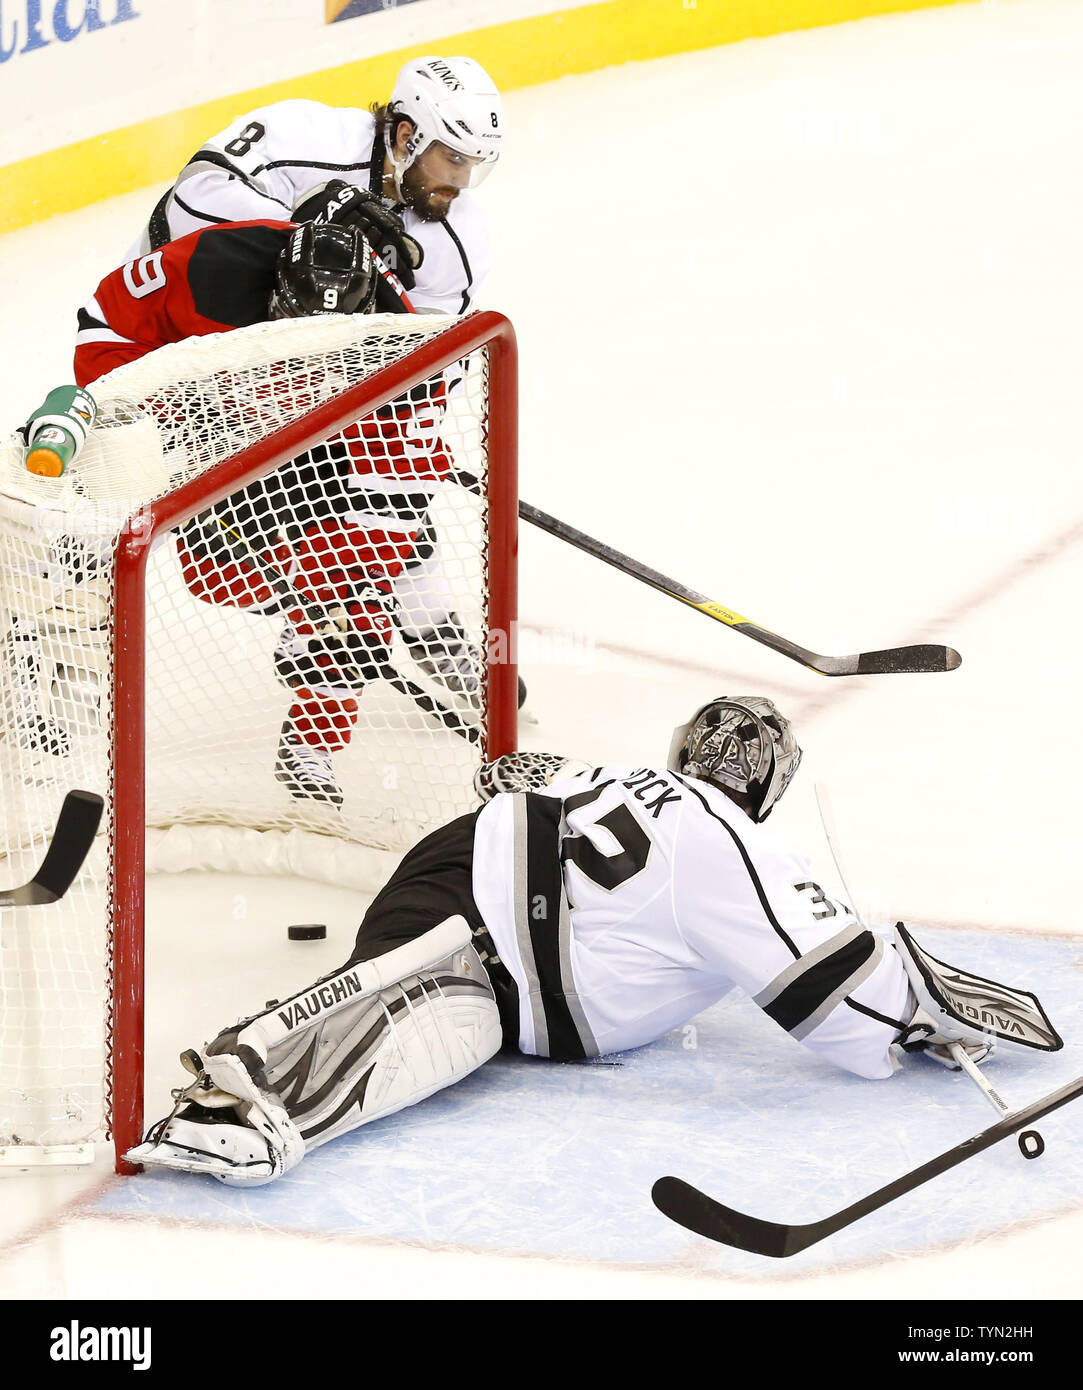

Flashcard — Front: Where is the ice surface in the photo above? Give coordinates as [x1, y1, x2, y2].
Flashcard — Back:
[1, 0, 1082, 1298]
[97, 928, 1083, 1279]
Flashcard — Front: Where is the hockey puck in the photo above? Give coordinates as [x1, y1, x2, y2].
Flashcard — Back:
[1019, 1129, 1045, 1160]
[287, 923, 327, 941]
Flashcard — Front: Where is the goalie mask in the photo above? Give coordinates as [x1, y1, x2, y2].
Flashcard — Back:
[668, 696, 802, 822]
[270, 223, 377, 320]
[386, 55, 503, 198]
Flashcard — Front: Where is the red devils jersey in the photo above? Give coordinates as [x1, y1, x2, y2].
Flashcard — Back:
[74, 220, 294, 386]
[75, 217, 458, 633]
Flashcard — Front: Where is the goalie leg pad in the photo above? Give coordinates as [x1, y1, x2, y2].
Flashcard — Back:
[247, 920, 502, 1155]
[894, 923, 1062, 1066]
[131, 918, 501, 1184]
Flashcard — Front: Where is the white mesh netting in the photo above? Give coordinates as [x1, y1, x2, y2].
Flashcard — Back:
[0, 313, 508, 1151]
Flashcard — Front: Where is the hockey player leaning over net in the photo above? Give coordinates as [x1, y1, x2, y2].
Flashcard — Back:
[73, 217, 499, 809]
[70, 54, 510, 808]
[130, 696, 1062, 1185]
[119, 53, 501, 316]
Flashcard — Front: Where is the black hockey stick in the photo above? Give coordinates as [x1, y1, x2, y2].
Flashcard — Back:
[651, 1071, 1083, 1257]
[206, 517, 481, 745]
[0, 789, 103, 908]
[519, 501, 960, 676]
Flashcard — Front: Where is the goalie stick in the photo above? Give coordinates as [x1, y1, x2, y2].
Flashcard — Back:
[651, 1071, 1083, 1257]
[0, 789, 103, 907]
[206, 517, 481, 746]
[651, 793, 1063, 1255]
[519, 501, 960, 676]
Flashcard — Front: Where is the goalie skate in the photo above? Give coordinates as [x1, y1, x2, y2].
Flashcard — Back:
[131, 1103, 283, 1182]
[127, 1048, 305, 1186]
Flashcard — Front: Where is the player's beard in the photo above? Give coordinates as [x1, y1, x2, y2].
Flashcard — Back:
[400, 163, 459, 222]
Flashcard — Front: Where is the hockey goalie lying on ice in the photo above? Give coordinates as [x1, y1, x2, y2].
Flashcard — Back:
[130, 696, 1062, 1185]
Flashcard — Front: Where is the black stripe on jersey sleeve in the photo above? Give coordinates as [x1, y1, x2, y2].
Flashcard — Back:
[181, 149, 292, 210]
[173, 192, 231, 226]
[252, 158, 373, 177]
[77, 307, 107, 332]
[562, 780, 614, 812]
[846, 995, 909, 1031]
[677, 778, 801, 958]
[441, 219, 474, 313]
[762, 931, 878, 1034]
[523, 792, 589, 1062]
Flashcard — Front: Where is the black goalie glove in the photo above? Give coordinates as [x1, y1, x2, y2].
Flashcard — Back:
[292, 181, 423, 289]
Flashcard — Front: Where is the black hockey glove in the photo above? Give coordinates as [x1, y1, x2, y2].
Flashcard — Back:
[292, 181, 423, 289]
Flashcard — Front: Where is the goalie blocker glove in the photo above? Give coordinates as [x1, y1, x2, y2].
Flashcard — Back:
[894, 922, 1062, 1069]
[473, 750, 592, 803]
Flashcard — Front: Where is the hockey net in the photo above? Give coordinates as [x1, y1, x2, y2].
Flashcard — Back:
[0, 311, 517, 1170]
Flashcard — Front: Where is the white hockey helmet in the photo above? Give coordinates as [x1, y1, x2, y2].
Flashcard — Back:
[386, 55, 503, 194]
[668, 696, 802, 822]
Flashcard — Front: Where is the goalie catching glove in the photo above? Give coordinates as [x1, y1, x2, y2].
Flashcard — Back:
[474, 750, 592, 803]
[894, 922, 1063, 1069]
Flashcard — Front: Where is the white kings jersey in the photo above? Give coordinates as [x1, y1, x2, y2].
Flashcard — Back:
[471, 766, 915, 1080]
[126, 100, 491, 315]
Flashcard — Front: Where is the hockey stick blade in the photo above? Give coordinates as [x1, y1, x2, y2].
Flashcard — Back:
[518, 503, 961, 677]
[0, 789, 103, 908]
[735, 626, 961, 676]
[652, 1071, 1083, 1257]
[853, 645, 961, 676]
